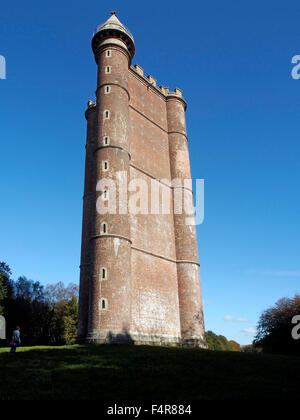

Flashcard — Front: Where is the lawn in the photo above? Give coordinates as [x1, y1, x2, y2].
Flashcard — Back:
[0, 344, 299, 400]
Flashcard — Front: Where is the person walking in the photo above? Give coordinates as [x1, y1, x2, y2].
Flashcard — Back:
[10, 326, 21, 353]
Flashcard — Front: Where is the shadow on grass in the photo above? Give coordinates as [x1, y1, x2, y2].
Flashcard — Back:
[0, 345, 300, 400]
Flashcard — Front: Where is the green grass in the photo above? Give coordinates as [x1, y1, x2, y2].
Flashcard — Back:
[0, 344, 300, 400]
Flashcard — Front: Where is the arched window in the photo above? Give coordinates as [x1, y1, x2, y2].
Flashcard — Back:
[103, 136, 110, 146]
[103, 110, 110, 119]
[101, 222, 108, 234]
[100, 298, 108, 310]
[102, 160, 109, 171]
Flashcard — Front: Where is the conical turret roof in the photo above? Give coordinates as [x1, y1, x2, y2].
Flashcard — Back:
[92, 12, 135, 59]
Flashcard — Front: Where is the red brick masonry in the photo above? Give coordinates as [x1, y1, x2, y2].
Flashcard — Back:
[78, 14, 206, 347]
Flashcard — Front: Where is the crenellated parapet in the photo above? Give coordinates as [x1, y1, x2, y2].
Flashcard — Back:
[130, 64, 186, 108]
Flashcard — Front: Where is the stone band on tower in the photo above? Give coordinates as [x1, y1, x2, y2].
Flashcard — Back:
[78, 12, 206, 347]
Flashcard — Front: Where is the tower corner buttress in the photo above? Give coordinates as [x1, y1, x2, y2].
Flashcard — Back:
[166, 92, 206, 348]
[78, 100, 97, 341]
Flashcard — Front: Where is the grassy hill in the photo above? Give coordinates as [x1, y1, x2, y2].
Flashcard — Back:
[0, 344, 299, 400]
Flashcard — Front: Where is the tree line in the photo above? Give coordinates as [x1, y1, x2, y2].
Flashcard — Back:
[205, 331, 241, 351]
[0, 261, 79, 346]
[206, 294, 300, 356]
[1, 260, 299, 355]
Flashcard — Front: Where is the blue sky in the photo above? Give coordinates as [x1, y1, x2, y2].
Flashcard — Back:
[0, 0, 299, 345]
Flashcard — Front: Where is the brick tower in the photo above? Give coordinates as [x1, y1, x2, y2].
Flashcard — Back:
[78, 12, 206, 347]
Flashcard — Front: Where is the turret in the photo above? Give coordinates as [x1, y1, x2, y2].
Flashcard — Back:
[77, 101, 97, 341]
[86, 12, 133, 342]
[92, 12, 135, 64]
[167, 93, 205, 346]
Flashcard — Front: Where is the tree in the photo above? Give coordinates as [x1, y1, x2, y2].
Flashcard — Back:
[205, 331, 221, 350]
[45, 282, 79, 305]
[0, 262, 14, 317]
[62, 296, 78, 345]
[0, 262, 14, 300]
[49, 296, 78, 345]
[228, 340, 241, 352]
[218, 335, 232, 351]
[254, 294, 300, 356]
[0, 262, 12, 277]
[0, 273, 7, 315]
[15, 276, 45, 302]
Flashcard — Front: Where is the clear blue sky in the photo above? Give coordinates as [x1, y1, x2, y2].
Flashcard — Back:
[0, 0, 299, 345]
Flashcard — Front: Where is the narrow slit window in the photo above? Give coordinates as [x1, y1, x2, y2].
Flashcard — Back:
[102, 160, 109, 171]
[105, 66, 111, 74]
[105, 85, 111, 94]
[103, 136, 110, 145]
[103, 110, 110, 119]
[101, 222, 107, 234]
[100, 267, 107, 280]
[100, 298, 107, 310]
[106, 50, 111, 57]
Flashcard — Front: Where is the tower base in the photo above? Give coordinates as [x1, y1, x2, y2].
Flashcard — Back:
[80, 329, 207, 348]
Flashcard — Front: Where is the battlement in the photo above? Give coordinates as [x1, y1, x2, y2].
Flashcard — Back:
[87, 100, 96, 109]
[130, 64, 183, 100]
